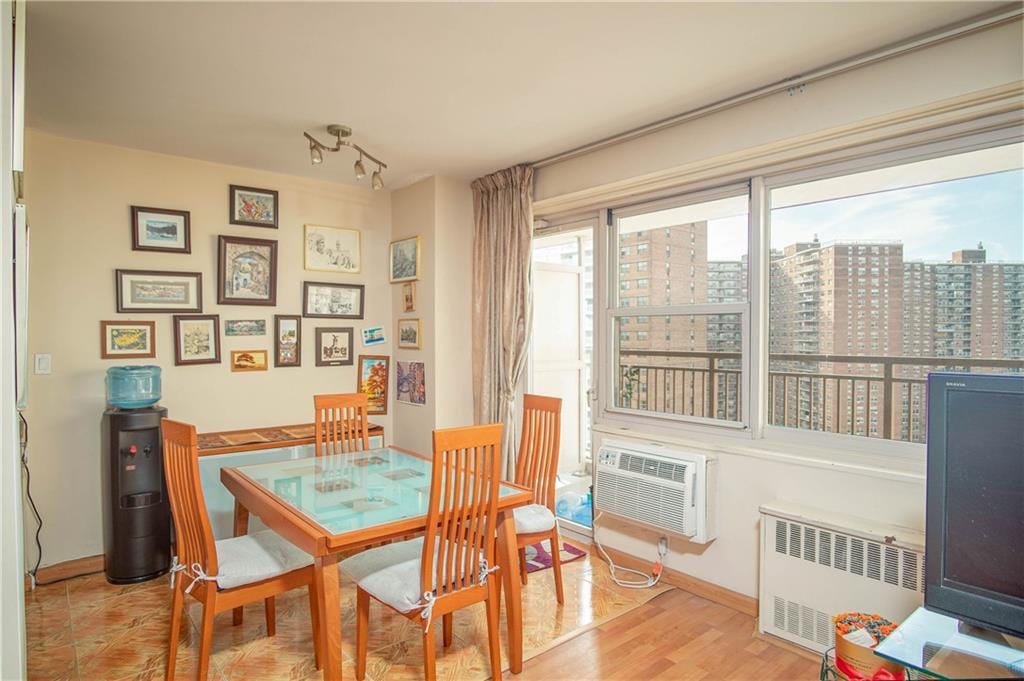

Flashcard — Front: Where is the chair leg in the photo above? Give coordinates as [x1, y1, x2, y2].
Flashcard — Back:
[197, 598, 216, 681]
[485, 579, 503, 681]
[442, 613, 453, 648]
[264, 596, 276, 636]
[308, 583, 322, 670]
[356, 588, 369, 681]
[423, 621, 437, 681]
[165, 580, 185, 681]
[518, 546, 528, 585]
[550, 530, 565, 605]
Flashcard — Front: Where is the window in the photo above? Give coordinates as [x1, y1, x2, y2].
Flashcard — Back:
[768, 142, 1024, 444]
[610, 191, 749, 424]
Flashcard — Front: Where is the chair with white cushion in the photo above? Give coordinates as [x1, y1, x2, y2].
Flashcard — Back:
[161, 419, 319, 681]
[341, 423, 505, 681]
[513, 394, 564, 603]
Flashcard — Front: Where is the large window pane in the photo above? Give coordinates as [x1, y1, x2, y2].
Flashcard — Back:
[614, 314, 743, 422]
[768, 143, 1024, 443]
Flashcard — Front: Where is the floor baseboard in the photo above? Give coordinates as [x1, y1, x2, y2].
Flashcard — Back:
[24, 554, 104, 591]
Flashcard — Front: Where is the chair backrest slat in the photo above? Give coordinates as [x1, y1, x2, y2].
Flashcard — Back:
[162, 419, 218, 576]
[314, 393, 370, 456]
[422, 424, 503, 597]
[514, 394, 562, 511]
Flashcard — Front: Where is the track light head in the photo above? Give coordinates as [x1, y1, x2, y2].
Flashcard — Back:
[354, 155, 366, 180]
[310, 141, 323, 166]
[371, 168, 384, 191]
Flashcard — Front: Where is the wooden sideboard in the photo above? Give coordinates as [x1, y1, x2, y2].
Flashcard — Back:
[197, 421, 385, 456]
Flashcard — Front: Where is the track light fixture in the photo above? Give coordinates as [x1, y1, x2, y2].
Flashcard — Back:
[303, 124, 386, 189]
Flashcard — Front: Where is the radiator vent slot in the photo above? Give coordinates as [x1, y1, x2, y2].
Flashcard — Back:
[776, 520, 787, 554]
[818, 531, 832, 567]
[884, 546, 900, 586]
[773, 596, 834, 649]
[902, 552, 919, 591]
[851, 538, 865, 576]
[789, 523, 801, 558]
[803, 527, 816, 562]
[867, 543, 882, 581]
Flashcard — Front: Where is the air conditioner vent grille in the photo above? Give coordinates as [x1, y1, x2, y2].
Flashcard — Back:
[618, 452, 688, 483]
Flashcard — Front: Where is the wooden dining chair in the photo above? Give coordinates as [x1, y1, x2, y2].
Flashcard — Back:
[339, 423, 505, 681]
[512, 394, 564, 604]
[314, 392, 371, 455]
[161, 419, 321, 681]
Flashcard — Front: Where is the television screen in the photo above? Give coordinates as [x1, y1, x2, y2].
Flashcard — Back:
[926, 373, 1024, 637]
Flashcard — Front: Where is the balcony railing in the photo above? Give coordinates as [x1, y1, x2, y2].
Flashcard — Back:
[617, 350, 1024, 443]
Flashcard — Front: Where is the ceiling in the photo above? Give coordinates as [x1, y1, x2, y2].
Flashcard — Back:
[26, 2, 1008, 189]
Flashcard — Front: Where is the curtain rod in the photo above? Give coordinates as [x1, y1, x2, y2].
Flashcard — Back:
[530, 5, 1023, 169]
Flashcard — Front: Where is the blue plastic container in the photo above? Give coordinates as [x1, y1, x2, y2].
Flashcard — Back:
[106, 365, 161, 409]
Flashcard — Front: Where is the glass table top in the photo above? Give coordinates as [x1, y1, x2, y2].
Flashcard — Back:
[233, 447, 523, 536]
[874, 607, 1024, 680]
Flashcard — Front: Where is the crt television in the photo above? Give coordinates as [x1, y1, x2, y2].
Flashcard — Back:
[925, 372, 1024, 637]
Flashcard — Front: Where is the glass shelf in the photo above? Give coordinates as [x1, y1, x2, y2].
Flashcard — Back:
[873, 607, 1024, 680]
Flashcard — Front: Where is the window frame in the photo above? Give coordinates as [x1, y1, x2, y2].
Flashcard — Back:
[588, 126, 1023, 465]
[602, 182, 752, 430]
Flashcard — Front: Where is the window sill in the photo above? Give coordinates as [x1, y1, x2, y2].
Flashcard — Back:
[592, 418, 926, 483]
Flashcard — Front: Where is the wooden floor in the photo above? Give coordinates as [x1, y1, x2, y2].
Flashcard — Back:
[518, 589, 819, 680]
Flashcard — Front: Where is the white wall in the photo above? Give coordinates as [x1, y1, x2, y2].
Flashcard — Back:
[23, 130, 392, 567]
[534, 20, 1024, 204]
[534, 20, 1023, 599]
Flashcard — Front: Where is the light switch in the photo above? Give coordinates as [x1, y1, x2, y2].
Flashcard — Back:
[33, 354, 51, 375]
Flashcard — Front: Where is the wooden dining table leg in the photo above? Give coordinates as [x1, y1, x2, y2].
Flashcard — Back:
[232, 500, 251, 625]
[314, 554, 343, 681]
[496, 509, 523, 674]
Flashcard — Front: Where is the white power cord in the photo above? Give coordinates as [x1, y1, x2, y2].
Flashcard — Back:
[593, 511, 669, 589]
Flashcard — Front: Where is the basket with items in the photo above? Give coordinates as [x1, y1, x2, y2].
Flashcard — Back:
[820, 612, 906, 681]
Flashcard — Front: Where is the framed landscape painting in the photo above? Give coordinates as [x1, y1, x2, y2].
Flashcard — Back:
[303, 282, 364, 319]
[230, 350, 268, 372]
[304, 224, 361, 273]
[315, 327, 354, 366]
[173, 315, 220, 366]
[357, 355, 389, 415]
[274, 314, 301, 367]
[116, 269, 203, 313]
[389, 236, 420, 282]
[397, 318, 421, 349]
[224, 319, 266, 336]
[218, 235, 278, 306]
[229, 184, 278, 228]
[100, 321, 155, 359]
[131, 206, 190, 253]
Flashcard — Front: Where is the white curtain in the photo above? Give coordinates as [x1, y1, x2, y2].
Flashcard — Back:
[471, 164, 534, 479]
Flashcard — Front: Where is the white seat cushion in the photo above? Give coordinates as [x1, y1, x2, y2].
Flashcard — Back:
[212, 530, 313, 590]
[513, 504, 556, 534]
[339, 536, 427, 584]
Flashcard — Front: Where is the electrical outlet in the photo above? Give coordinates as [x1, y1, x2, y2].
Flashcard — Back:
[658, 536, 669, 556]
[33, 354, 51, 375]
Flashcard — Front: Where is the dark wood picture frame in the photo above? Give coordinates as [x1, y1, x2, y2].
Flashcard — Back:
[217, 235, 278, 306]
[315, 327, 354, 366]
[173, 314, 221, 366]
[130, 205, 191, 253]
[116, 269, 203, 313]
[229, 184, 279, 228]
[357, 354, 390, 415]
[302, 281, 365, 319]
[274, 314, 302, 367]
[100, 320, 156, 359]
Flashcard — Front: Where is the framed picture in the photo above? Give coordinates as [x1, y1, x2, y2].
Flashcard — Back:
[303, 282, 364, 319]
[396, 360, 426, 406]
[116, 269, 203, 313]
[230, 349, 269, 372]
[361, 326, 386, 346]
[217, 235, 278, 306]
[397, 318, 421, 349]
[173, 315, 221, 365]
[224, 319, 266, 336]
[389, 236, 420, 282]
[401, 282, 416, 312]
[315, 327, 354, 366]
[357, 355, 390, 415]
[304, 224, 361, 273]
[274, 314, 301, 367]
[130, 206, 190, 253]
[229, 184, 278, 228]
[100, 320, 155, 359]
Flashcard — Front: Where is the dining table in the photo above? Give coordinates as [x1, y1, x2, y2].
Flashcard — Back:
[220, 445, 534, 681]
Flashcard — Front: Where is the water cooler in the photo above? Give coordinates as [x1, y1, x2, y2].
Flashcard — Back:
[101, 366, 171, 584]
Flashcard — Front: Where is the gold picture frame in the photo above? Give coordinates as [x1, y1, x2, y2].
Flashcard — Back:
[397, 318, 421, 349]
[230, 349, 269, 372]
